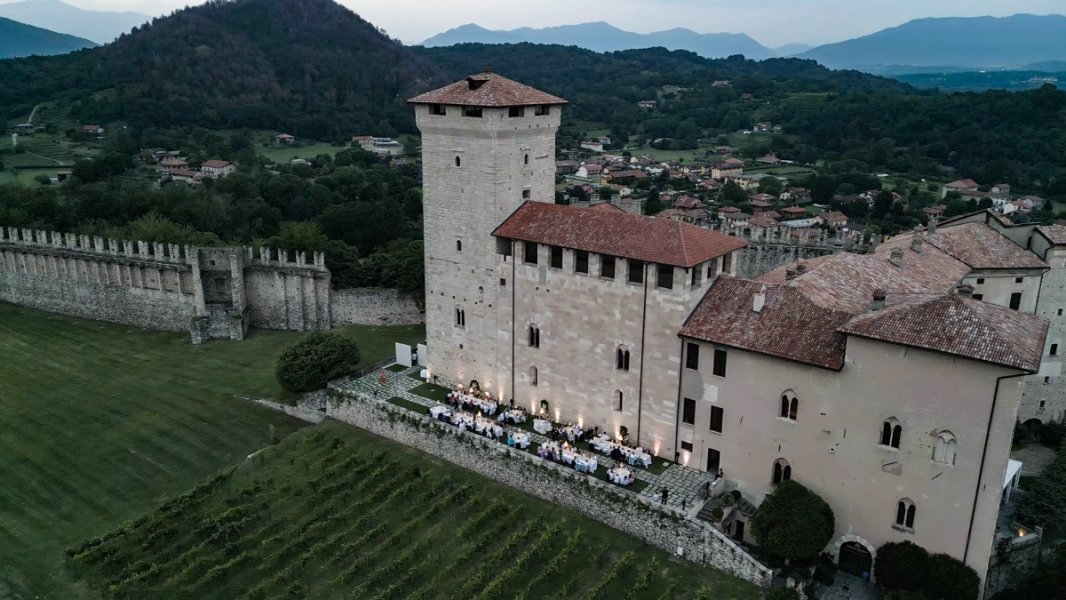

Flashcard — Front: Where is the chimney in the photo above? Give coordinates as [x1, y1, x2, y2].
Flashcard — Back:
[911, 236, 923, 254]
[785, 267, 797, 281]
[871, 288, 887, 311]
[795, 262, 807, 276]
[927, 218, 938, 235]
[956, 283, 974, 298]
[753, 284, 767, 313]
[889, 247, 905, 267]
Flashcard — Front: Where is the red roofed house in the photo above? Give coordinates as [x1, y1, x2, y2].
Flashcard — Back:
[82, 125, 104, 136]
[408, 73, 1049, 588]
[201, 160, 235, 179]
[780, 206, 808, 219]
[943, 178, 979, 198]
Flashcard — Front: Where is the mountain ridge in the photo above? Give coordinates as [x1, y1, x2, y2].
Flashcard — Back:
[0, 0, 150, 43]
[0, 15, 96, 58]
[421, 21, 775, 60]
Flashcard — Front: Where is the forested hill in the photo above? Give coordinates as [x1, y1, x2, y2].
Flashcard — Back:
[0, 17, 96, 58]
[0, 0, 440, 138]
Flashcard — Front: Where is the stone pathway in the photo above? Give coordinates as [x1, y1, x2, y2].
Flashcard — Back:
[342, 365, 716, 511]
[816, 573, 876, 600]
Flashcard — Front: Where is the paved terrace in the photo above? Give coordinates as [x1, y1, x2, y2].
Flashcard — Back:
[342, 364, 715, 512]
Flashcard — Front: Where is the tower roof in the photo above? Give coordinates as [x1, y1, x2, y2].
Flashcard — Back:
[407, 72, 567, 107]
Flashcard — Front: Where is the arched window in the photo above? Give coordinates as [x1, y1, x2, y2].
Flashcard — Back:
[524, 154, 529, 165]
[933, 431, 957, 465]
[455, 307, 465, 327]
[528, 325, 540, 348]
[880, 418, 902, 449]
[895, 498, 916, 530]
[771, 458, 791, 485]
[616, 346, 631, 371]
[456, 240, 462, 252]
[613, 390, 623, 412]
[529, 366, 538, 386]
[779, 391, 798, 421]
[455, 156, 461, 167]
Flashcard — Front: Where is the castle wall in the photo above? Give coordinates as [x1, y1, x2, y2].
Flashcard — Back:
[0, 227, 199, 331]
[329, 287, 423, 327]
[735, 242, 836, 278]
[1019, 240, 1066, 424]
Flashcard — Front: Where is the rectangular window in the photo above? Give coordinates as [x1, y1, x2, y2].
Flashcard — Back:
[522, 189, 531, 199]
[682, 397, 696, 425]
[976, 278, 985, 284]
[710, 406, 724, 433]
[1015, 277, 1024, 284]
[1052, 343, 1059, 356]
[550, 246, 563, 269]
[712, 349, 727, 377]
[691, 266, 702, 287]
[1010, 292, 1022, 310]
[722, 253, 733, 274]
[575, 250, 589, 274]
[601, 256, 616, 279]
[707, 257, 719, 280]
[500, 278, 506, 287]
[628, 260, 644, 284]
[429, 104, 446, 116]
[508, 106, 525, 118]
[534, 105, 550, 116]
[496, 238, 512, 257]
[972, 293, 984, 301]
[686, 342, 700, 370]
[462, 106, 483, 118]
[524, 241, 538, 265]
[657, 264, 674, 290]
[681, 441, 694, 452]
[706, 448, 721, 473]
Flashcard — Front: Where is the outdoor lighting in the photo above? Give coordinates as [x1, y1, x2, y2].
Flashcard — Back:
[1018, 528, 1028, 538]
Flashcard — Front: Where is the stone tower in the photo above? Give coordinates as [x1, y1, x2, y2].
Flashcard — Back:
[409, 72, 566, 393]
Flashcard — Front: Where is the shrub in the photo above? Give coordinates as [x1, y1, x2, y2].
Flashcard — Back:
[750, 481, 834, 563]
[276, 332, 361, 393]
[875, 541, 929, 591]
[1040, 422, 1066, 449]
[925, 553, 980, 600]
[1016, 447, 1066, 529]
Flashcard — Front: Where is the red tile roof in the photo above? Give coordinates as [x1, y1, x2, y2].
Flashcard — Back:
[493, 201, 746, 267]
[1037, 224, 1066, 246]
[946, 178, 979, 189]
[408, 72, 567, 107]
[882, 223, 1048, 270]
[840, 293, 1047, 371]
[202, 160, 232, 169]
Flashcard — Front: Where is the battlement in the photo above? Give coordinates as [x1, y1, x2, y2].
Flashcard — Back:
[0, 225, 326, 270]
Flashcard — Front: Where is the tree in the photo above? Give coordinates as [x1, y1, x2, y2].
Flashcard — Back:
[750, 480, 834, 563]
[924, 553, 980, 600]
[875, 541, 929, 592]
[721, 181, 747, 205]
[1016, 442, 1066, 529]
[276, 332, 361, 393]
[758, 176, 783, 196]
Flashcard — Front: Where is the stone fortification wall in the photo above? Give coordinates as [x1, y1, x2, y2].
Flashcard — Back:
[735, 243, 836, 278]
[243, 247, 331, 332]
[329, 287, 423, 327]
[0, 226, 199, 331]
[321, 386, 773, 588]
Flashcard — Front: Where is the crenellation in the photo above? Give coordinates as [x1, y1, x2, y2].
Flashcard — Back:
[123, 240, 134, 256]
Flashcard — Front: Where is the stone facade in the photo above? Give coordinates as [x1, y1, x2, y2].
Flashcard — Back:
[0, 227, 330, 343]
[1021, 230, 1066, 424]
[416, 100, 561, 397]
[322, 385, 773, 588]
[329, 287, 423, 327]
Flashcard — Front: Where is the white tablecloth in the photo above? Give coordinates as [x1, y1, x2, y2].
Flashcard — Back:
[592, 434, 652, 468]
[512, 432, 531, 449]
[497, 408, 527, 424]
[533, 418, 552, 434]
[429, 405, 452, 419]
[608, 466, 635, 486]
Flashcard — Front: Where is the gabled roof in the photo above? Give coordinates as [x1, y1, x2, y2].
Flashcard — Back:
[493, 201, 746, 268]
[1037, 224, 1066, 246]
[408, 72, 567, 107]
[840, 293, 1047, 371]
[946, 178, 979, 189]
[883, 223, 1048, 270]
[202, 160, 232, 169]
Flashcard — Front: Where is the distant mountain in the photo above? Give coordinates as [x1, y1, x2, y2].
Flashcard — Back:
[0, 0, 439, 136]
[773, 43, 812, 56]
[0, 0, 149, 44]
[421, 21, 774, 60]
[0, 16, 95, 58]
[799, 14, 1066, 72]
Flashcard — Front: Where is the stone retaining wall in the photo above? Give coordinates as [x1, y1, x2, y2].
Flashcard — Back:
[320, 386, 773, 588]
[329, 287, 423, 327]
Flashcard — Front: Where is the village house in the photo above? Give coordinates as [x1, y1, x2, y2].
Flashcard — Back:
[637, 100, 657, 109]
[409, 72, 1050, 591]
[200, 159, 235, 179]
[159, 158, 190, 174]
[779, 206, 809, 220]
[943, 178, 980, 198]
[755, 153, 782, 166]
[275, 133, 295, 144]
[579, 140, 605, 153]
[753, 122, 772, 133]
[81, 125, 104, 136]
[352, 135, 404, 156]
[168, 168, 204, 185]
[711, 80, 732, 88]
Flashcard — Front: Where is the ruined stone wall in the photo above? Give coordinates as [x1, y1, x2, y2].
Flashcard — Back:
[735, 243, 836, 278]
[0, 227, 199, 331]
[329, 288, 424, 327]
[323, 386, 774, 588]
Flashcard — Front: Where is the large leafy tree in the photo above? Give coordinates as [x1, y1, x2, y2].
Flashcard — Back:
[750, 480, 835, 563]
[276, 332, 361, 393]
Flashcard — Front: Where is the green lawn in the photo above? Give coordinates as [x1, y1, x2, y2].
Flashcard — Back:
[409, 381, 451, 403]
[69, 421, 760, 599]
[0, 303, 423, 598]
[258, 141, 350, 164]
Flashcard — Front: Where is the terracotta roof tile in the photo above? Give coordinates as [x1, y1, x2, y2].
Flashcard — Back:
[1038, 224, 1066, 245]
[493, 201, 746, 268]
[840, 293, 1047, 371]
[883, 223, 1048, 270]
[680, 278, 853, 370]
[408, 72, 567, 107]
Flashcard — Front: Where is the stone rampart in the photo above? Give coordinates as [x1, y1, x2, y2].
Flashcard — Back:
[330, 287, 424, 327]
[320, 385, 773, 588]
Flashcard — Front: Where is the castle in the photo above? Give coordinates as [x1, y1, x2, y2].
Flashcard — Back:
[411, 72, 1062, 588]
[0, 227, 421, 342]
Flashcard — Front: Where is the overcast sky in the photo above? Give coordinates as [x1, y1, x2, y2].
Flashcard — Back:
[27, 0, 1066, 46]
